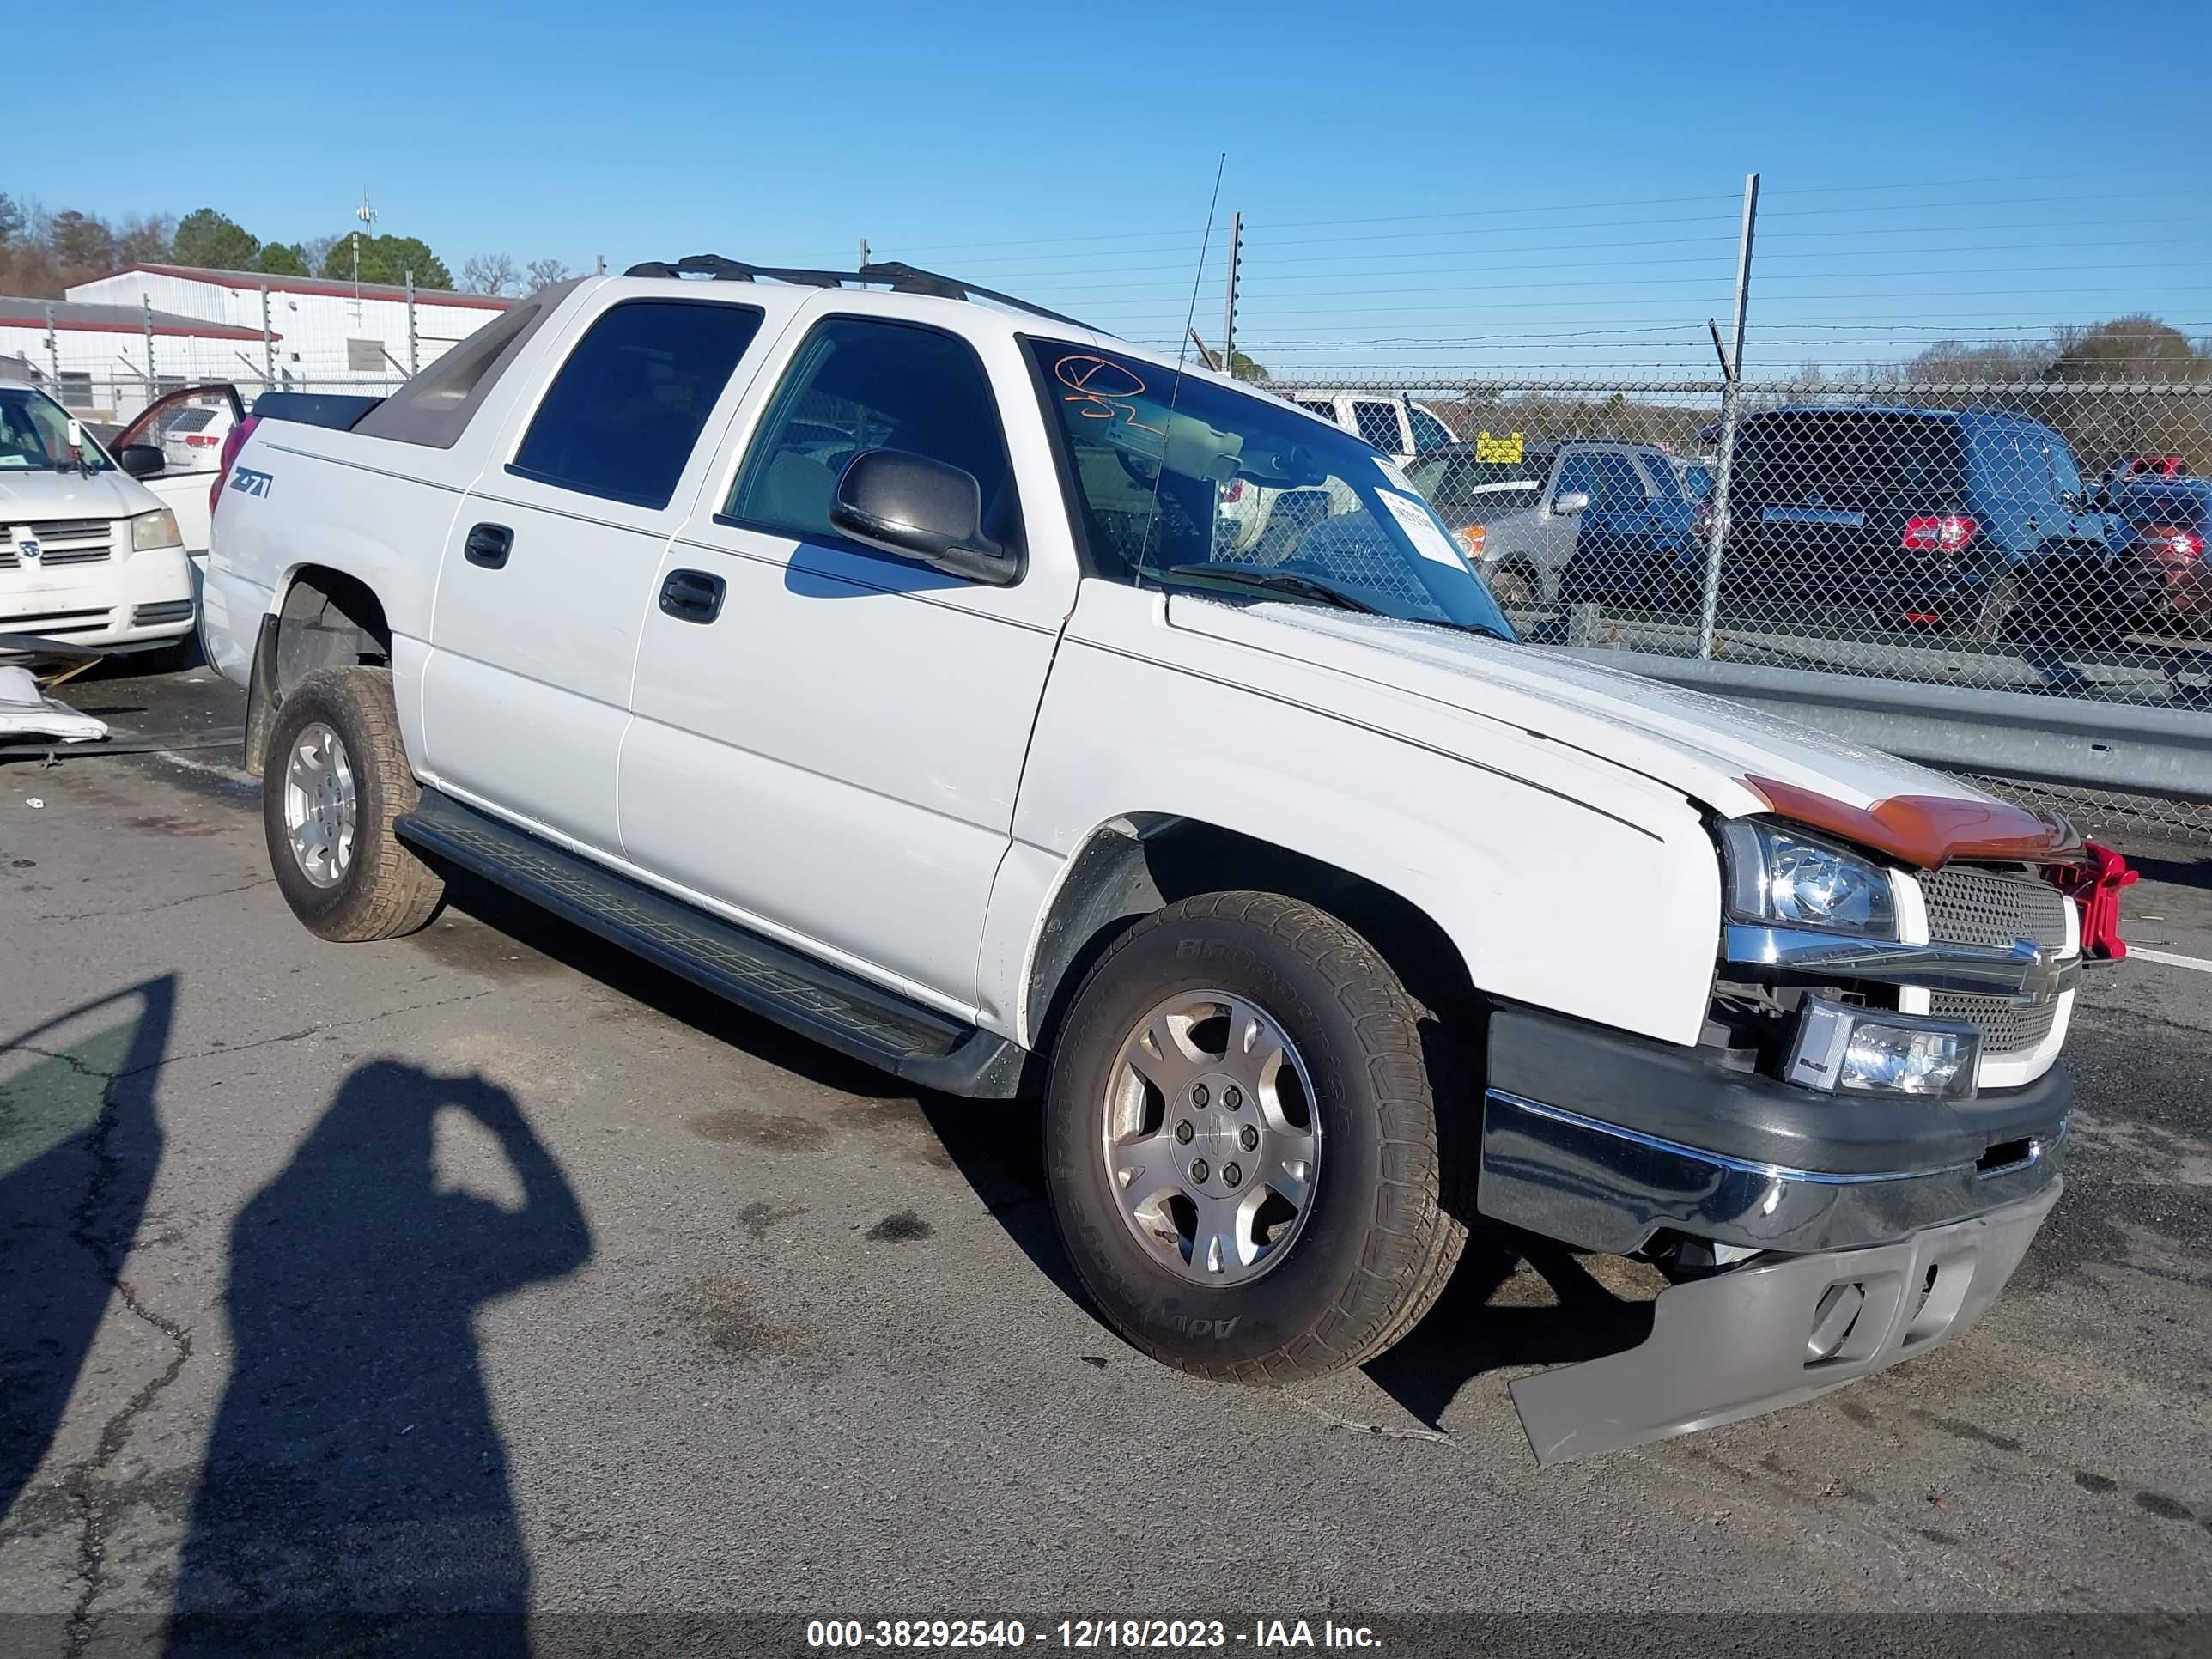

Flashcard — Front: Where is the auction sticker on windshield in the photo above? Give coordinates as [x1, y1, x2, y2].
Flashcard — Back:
[1377, 489, 1468, 569]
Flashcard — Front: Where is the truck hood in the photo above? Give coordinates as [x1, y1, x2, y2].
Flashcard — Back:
[0, 467, 160, 526]
[1168, 598, 1998, 821]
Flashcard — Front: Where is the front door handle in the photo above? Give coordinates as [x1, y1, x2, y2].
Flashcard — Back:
[659, 568, 726, 623]
[465, 523, 513, 569]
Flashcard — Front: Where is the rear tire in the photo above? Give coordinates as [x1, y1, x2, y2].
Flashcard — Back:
[1044, 892, 1468, 1383]
[262, 666, 444, 942]
[1968, 571, 2021, 645]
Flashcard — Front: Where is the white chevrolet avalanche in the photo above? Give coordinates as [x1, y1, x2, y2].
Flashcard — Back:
[0, 379, 194, 658]
[198, 258, 2087, 1461]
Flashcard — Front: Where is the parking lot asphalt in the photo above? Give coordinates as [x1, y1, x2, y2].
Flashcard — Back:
[3, 665, 2209, 1650]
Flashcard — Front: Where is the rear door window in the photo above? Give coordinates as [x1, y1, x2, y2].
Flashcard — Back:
[509, 299, 764, 509]
[1733, 412, 1966, 507]
[1407, 406, 1455, 452]
[1636, 452, 1686, 501]
[1352, 400, 1405, 453]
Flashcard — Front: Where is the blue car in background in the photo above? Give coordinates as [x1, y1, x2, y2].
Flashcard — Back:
[1714, 405, 2142, 642]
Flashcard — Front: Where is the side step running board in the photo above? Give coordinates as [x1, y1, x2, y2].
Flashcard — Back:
[396, 787, 1025, 1098]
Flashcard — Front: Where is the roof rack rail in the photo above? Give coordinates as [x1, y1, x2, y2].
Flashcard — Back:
[620, 254, 1094, 331]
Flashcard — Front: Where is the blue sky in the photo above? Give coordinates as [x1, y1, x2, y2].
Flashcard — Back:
[18, 0, 2210, 380]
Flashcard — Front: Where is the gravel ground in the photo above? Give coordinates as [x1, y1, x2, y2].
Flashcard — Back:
[2, 665, 2207, 1656]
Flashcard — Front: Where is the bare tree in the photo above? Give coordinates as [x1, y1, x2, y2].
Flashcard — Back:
[301, 234, 339, 275]
[463, 252, 520, 296]
[524, 257, 571, 291]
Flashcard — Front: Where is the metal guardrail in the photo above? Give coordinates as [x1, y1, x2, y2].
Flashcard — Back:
[1549, 646, 2212, 808]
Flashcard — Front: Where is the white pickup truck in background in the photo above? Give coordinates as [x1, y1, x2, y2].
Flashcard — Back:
[198, 256, 2087, 1461]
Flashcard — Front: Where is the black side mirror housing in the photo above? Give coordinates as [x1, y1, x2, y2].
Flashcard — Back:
[117, 443, 167, 478]
[830, 449, 1019, 586]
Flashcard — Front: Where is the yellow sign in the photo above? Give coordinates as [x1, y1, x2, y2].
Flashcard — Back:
[1475, 430, 1523, 464]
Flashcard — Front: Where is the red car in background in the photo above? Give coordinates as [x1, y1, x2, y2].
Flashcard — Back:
[2106, 476, 2212, 631]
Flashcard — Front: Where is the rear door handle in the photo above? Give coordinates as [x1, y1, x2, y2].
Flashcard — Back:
[465, 523, 513, 569]
[659, 568, 726, 623]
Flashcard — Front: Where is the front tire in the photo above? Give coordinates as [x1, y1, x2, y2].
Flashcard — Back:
[262, 666, 444, 941]
[1044, 892, 1467, 1383]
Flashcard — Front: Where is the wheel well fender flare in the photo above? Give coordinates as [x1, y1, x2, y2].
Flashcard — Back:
[1018, 814, 1480, 1056]
[243, 564, 392, 775]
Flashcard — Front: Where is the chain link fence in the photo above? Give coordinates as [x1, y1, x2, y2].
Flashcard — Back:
[1274, 374, 2212, 842]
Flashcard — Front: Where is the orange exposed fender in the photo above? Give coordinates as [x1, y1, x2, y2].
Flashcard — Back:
[1740, 775, 2082, 871]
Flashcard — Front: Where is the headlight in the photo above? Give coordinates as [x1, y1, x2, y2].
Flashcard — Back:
[1721, 819, 1898, 939]
[131, 508, 182, 550]
[1787, 995, 1978, 1097]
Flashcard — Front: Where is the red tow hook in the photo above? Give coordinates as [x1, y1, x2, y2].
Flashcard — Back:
[2051, 842, 2137, 961]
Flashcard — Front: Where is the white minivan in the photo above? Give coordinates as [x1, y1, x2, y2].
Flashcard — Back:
[1278, 388, 1457, 461]
[0, 378, 195, 660]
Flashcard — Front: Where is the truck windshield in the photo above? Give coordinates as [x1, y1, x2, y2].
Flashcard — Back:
[0, 385, 111, 472]
[1025, 342, 1513, 639]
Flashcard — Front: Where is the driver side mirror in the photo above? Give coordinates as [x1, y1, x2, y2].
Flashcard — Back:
[1553, 489, 1590, 516]
[117, 444, 167, 479]
[830, 449, 1019, 586]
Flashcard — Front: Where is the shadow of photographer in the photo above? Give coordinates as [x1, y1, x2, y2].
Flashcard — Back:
[167, 1061, 592, 1657]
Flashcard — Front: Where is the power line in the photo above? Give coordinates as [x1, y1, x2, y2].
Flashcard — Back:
[1757, 164, 2202, 200]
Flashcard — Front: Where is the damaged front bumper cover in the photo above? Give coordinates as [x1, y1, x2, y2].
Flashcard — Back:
[1509, 1181, 2058, 1464]
[1479, 1006, 2069, 1462]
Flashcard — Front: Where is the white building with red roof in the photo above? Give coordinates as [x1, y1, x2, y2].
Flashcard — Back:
[57, 264, 516, 418]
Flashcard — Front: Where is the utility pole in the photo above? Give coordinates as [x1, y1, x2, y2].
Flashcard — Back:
[1220, 211, 1243, 379]
[858, 237, 871, 272]
[405, 270, 418, 375]
[260, 283, 275, 389]
[1696, 172, 1760, 661]
[142, 294, 155, 401]
[43, 301, 60, 394]
[595, 253, 605, 276]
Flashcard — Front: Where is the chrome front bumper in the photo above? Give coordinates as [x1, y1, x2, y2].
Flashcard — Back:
[1510, 1181, 2060, 1463]
[1480, 1088, 2064, 1258]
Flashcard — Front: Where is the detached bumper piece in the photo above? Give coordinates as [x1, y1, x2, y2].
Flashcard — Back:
[0, 664, 107, 745]
[1510, 1182, 2057, 1464]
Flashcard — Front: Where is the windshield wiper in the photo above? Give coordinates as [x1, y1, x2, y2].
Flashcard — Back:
[1160, 564, 1381, 616]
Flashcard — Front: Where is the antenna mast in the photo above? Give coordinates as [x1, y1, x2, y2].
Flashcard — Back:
[353, 188, 378, 318]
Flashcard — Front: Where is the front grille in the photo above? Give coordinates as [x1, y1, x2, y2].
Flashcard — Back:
[9, 518, 115, 568]
[1930, 991, 2061, 1060]
[0, 545, 15, 569]
[1919, 864, 2070, 951]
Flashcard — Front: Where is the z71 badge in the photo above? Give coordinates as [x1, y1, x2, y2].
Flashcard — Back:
[229, 466, 273, 498]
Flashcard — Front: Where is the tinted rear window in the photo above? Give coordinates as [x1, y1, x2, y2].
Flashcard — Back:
[509, 300, 763, 510]
[2120, 484, 2212, 527]
[1732, 412, 1966, 506]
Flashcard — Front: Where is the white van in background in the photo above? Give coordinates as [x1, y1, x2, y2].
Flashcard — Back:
[1275, 389, 1458, 460]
